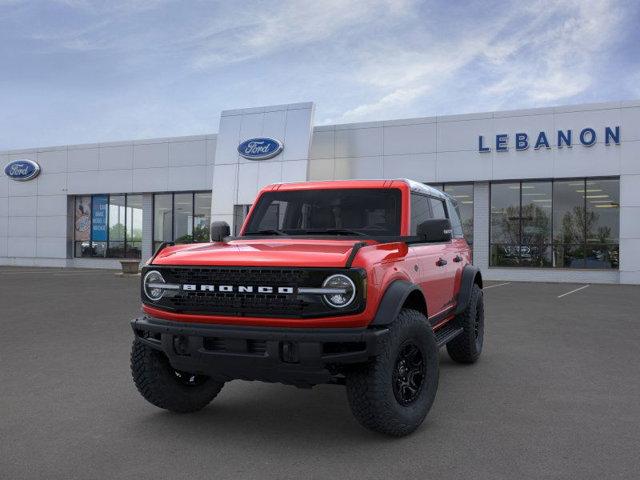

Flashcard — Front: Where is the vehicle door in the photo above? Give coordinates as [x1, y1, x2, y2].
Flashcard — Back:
[408, 193, 450, 318]
[426, 196, 459, 318]
[444, 195, 469, 306]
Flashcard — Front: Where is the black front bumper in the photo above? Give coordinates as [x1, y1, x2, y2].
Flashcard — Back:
[131, 316, 388, 387]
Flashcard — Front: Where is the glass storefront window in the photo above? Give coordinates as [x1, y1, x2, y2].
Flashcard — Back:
[74, 196, 92, 257]
[173, 193, 193, 244]
[108, 195, 126, 257]
[73, 193, 143, 259]
[153, 194, 172, 252]
[490, 182, 520, 266]
[153, 191, 213, 248]
[553, 180, 586, 245]
[126, 195, 143, 258]
[491, 178, 619, 269]
[193, 192, 212, 243]
[553, 180, 586, 267]
[586, 179, 619, 243]
[586, 178, 619, 269]
[520, 181, 552, 267]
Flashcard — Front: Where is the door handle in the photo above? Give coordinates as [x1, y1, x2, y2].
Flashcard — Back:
[436, 257, 448, 267]
[453, 255, 463, 262]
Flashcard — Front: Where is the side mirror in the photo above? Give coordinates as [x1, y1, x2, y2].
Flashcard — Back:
[210, 221, 230, 242]
[416, 218, 452, 242]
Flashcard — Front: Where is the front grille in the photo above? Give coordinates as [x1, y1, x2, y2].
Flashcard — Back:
[164, 267, 311, 287]
[143, 266, 365, 319]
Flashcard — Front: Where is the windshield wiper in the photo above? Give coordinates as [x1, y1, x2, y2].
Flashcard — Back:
[245, 229, 287, 236]
[301, 228, 367, 236]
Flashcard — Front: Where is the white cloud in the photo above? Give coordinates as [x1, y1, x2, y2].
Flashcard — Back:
[337, 36, 493, 121]
[481, 0, 622, 105]
[190, 0, 416, 69]
[339, 85, 429, 121]
[52, 0, 172, 13]
[334, 0, 625, 122]
[0, 0, 634, 149]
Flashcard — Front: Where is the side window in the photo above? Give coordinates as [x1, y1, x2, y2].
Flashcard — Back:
[410, 193, 432, 235]
[429, 197, 447, 220]
[445, 197, 464, 238]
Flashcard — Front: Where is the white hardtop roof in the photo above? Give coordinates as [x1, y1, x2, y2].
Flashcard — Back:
[267, 178, 447, 199]
[399, 179, 447, 199]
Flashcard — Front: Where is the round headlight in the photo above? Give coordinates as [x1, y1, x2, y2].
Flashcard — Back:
[322, 274, 356, 308]
[143, 270, 166, 301]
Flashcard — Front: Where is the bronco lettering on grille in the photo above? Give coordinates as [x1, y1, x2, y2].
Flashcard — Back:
[181, 284, 295, 294]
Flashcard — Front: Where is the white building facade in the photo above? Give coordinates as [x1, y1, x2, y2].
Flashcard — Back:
[1, 100, 639, 284]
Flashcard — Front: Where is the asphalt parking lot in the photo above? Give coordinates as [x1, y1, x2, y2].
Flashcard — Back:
[1, 268, 639, 480]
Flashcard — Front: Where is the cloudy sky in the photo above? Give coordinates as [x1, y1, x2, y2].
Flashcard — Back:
[1, 0, 638, 150]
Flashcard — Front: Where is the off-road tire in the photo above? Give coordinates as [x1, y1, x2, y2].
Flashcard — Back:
[131, 339, 224, 413]
[447, 283, 484, 364]
[345, 309, 439, 436]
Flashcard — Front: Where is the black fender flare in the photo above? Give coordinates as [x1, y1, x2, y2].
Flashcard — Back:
[370, 280, 426, 326]
[454, 265, 483, 315]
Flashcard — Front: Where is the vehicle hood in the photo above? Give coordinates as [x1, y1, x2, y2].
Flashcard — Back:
[151, 239, 370, 268]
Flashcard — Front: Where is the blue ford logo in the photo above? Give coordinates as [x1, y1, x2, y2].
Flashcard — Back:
[4, 159, 41, 181]
[237, 137, 283, 160]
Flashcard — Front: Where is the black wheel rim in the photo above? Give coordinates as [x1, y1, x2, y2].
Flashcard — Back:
[392, 341, 425, 406]
[474, 296, 484, 351]
[474, 310, 480, 339]
[173, 370, 208, 387]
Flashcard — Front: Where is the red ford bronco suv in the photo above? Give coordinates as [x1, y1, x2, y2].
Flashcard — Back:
[131, 179, 484, 436]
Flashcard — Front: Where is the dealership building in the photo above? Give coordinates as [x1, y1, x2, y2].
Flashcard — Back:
[1, 100, 639, 284]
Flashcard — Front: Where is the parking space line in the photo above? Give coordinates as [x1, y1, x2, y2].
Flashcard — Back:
[483, 282, 511, 290]
[557, 284, 590, 298]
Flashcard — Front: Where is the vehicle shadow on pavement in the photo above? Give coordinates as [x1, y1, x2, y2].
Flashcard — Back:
[127, 352, 462, 446]
[130, 383, 390, 442]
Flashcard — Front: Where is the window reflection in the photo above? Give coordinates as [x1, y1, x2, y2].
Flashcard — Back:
[520, 181, 552, 267]
[194, 193, 212, 242]
[586, 179, 619, 244]
[174, 193, 193, 244]
[585, 178, 619, 268]
[153, 194, 172, 252]
[126, 195, 143, 258]
[490, 183, 520, 245]
[107, 195, 125, 258]
[553, 180, 586, 268]
[553, 180, 586, 245]
[491, 178, 619, 269]
[73, 193, 143, 259]
[153, 192, 213, 248]
[490, 183, 520, 266]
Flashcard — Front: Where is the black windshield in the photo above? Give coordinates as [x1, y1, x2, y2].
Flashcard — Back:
[244, 188, 402, 236]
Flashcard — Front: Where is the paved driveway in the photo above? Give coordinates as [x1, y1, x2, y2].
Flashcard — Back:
[1, 268, 639, 479]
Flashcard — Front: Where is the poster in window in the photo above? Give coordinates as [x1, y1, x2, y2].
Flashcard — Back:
[91, 195, 108, 242]
[74, 196, 91, 241]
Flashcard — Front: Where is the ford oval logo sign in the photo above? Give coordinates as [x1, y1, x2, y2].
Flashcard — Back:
[237, 137, 283, 160]
[4, 159, 41, 181]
